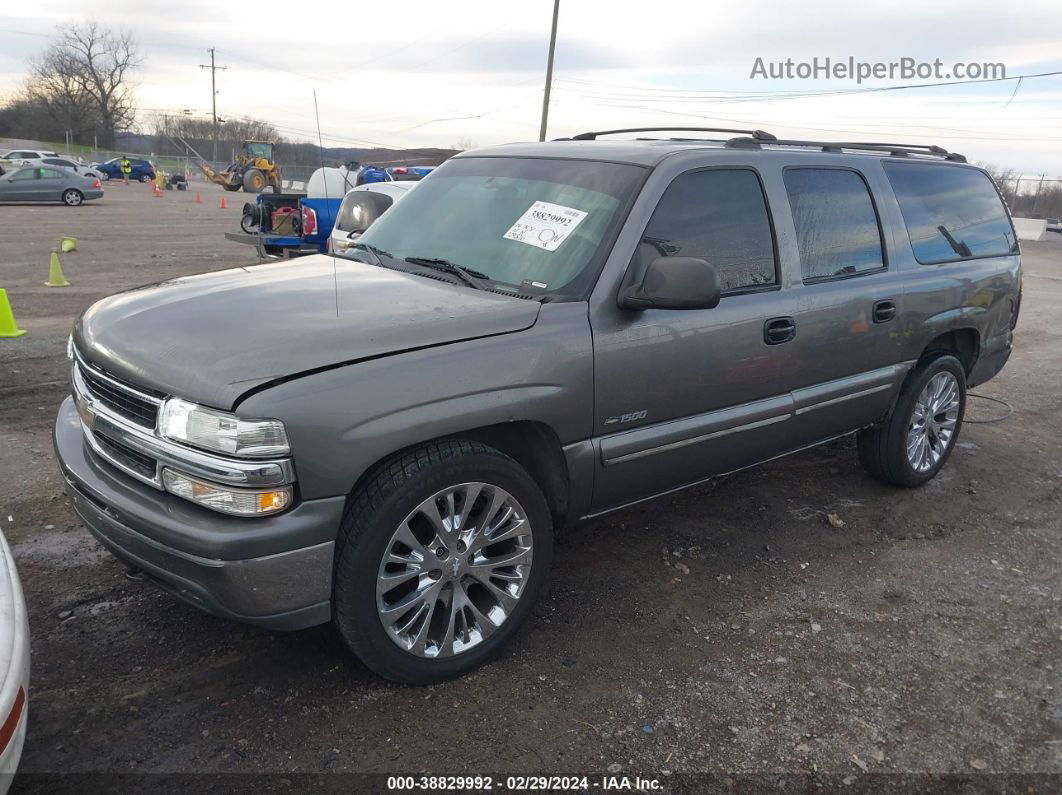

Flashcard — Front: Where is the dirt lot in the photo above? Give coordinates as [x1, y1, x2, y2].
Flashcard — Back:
[1, 184, 1060, 791]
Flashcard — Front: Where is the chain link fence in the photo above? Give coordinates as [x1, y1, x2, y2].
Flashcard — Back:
[993, 176, 1062, 220]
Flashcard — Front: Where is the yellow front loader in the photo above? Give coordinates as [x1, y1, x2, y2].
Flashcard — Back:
[176, 137, 282, 194]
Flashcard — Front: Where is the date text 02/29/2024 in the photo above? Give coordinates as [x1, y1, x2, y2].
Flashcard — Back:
[386, 775, 665, 791]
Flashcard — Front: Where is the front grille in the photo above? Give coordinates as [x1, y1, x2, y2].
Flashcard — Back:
[93, 433, 158, 480]
[78, 363, 160, 428]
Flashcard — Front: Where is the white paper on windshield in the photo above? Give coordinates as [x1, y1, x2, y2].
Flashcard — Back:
[503, 201, 588, 252]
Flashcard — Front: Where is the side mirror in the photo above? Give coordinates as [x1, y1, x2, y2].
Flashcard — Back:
[620, 256, 722, 311]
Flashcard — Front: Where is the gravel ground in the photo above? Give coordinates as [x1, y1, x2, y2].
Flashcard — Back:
[1, 185, 1060, 792]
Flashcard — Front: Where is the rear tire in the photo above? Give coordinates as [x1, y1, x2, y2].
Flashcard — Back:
[333, 440, 553, 684]
[62, 189, 83, 206]
[858, 354, 966, 487]
[138, 174, 151, 183]
[99, 171, 110, 181]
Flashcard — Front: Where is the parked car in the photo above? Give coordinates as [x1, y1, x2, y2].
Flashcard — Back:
[0, 166, 103, 205]
[92, 157, 155, 182]
[386, 165, 435, 182]
[0, 529, 30, 794]
[330, 182, 417, 255]
[1046, 218, 1061, 233]
[40, 157, 100, 180]
[55, 127, 1021, 684]
[0, 149, 59, 168]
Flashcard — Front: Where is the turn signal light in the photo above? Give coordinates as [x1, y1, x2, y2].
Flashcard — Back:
[162, 468, 292, 516]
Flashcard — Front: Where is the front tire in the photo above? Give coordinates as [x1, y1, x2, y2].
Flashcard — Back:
[243, 169, 266, 193]
[333, 441, 553, 684]
[858, 354, 966, 487]
[138, 174, 151, 183]
[62, 189, 83, 206]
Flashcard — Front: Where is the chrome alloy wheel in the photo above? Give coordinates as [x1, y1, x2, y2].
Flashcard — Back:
[376, 482, 534, 658]
[906, 371, 961, 472]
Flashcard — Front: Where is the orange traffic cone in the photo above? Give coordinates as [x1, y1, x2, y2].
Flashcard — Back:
[220, 196, 227, 209]
[195, 191, 202, 204]
[153, 183, 163, 198]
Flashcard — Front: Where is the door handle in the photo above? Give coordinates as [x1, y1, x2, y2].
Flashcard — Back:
[764, 316, 796, 345]
[872, 299, 896, 323]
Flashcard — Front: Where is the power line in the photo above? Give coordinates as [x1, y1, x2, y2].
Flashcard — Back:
[554, 69, 1062, 102]
[561, 96, 1062, 143]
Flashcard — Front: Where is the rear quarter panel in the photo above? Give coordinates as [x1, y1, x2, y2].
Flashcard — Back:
[866, 160, 1020, 375]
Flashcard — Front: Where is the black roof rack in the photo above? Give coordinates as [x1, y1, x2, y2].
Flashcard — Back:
[725, 136, 967, 162]
[566, 127, 778, 142]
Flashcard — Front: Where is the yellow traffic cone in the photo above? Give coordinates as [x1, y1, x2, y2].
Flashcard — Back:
[0, 289, 26, 338]
[45, 251, 70, 287]
[60, 236, 77, 253]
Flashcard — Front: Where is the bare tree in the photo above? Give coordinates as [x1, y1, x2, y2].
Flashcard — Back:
[150, 113, 284, 160]
[32, 20, 140, 148]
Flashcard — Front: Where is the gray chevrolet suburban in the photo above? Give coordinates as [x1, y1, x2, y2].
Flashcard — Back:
[55, 127, 1021, 683]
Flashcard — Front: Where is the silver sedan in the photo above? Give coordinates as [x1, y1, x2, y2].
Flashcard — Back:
[0, 165, 104, 206]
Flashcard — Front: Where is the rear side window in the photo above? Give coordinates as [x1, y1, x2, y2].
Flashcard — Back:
[640, 169, 776, 292]
[784, 168, 885, 281]
[884, 163, 1017, 264]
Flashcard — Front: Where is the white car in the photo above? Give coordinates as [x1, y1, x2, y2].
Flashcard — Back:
[0, 149, 59, 167]
[330, 182, 417, 255]
[39, 156, 100, 180]
[0, 531, 28, 794]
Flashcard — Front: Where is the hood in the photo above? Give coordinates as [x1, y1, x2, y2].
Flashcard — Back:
[75, 255, 541, 409]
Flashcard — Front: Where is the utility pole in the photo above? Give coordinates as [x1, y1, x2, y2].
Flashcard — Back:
[199, 48, 226, 162]
[538, 0, 560, 141]
[1031, 173, 1047, 216]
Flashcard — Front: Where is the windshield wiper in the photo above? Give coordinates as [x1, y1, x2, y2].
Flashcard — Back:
[347, 241, 392, 267]
[403, 256, 491, 290]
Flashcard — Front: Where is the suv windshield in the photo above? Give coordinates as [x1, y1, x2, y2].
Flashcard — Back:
[353, 156, 644, 297]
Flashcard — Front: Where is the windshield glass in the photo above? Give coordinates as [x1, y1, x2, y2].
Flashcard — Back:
[246, 143, 272, 159]
[354, 156, 644, 297]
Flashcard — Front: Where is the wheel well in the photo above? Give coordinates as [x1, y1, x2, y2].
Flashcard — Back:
[921, 329, 980, 376]
[348, 421, 571, 531]
[443, 422, 570, 530]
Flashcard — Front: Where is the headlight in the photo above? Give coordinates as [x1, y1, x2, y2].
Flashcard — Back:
[162, 469, 291, 516]
[158, 398, 289, 458]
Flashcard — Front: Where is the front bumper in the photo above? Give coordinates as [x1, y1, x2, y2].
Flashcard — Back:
[54, 397, 343, 630]
[0, 532, 29, 795]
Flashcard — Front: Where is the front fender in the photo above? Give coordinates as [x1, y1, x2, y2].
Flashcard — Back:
[238, 302, 593, 500]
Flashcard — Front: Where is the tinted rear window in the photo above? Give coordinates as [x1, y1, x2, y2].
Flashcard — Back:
[883, 163, 1017, 264]
[639, 168, 777, 292]
[335, 191, 394, 233]
[784, 168, 884, 281]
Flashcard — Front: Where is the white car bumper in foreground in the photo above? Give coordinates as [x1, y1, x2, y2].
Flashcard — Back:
[0, 531, 29, 794]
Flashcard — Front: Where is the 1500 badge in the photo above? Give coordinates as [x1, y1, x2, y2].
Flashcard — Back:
[604, 410, 648, 426]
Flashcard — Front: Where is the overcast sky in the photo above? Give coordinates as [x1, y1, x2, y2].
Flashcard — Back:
[2, 0, 1061, 174]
